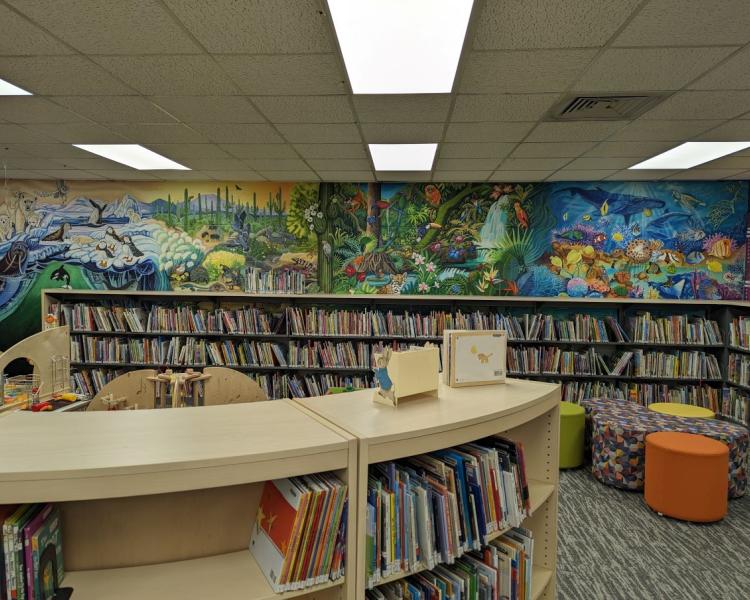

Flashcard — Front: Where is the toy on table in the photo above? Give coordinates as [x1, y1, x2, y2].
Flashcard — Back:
[148, 368, 211, 408]
[372, 345, 440, 407]
[373, 348, 396, 405]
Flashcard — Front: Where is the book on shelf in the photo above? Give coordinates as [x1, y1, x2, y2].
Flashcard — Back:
[728, 353, 750, 387]
[729, 316, 750, 350]
[366, 526, 533, 600]
[628, 312, 722, 345]
[631, 350, 721, 379]
[246, 267, 306, 294]
[365, 436, 529, 589]
[249, 473, 347, 593]
[721, 387, 750, 425]
[1, 504, 63, 600]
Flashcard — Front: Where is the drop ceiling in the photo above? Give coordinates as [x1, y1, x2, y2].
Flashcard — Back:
[1, 0, 750, 182]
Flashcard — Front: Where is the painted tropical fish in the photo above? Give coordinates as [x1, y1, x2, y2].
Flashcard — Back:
[562, 187, 665, 224]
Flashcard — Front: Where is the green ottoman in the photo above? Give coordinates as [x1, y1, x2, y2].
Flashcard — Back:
[560, 401, 585, 468]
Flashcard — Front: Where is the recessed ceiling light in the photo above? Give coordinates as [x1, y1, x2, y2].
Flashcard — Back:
[629, 141, 750, 169]
[0, 78, 31, 95]
[73, 144, 190, 170]
[328, 0, 474, 94]
[369, 143, 437, 171]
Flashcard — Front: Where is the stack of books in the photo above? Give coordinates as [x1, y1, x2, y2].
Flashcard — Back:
[1, 504, 64, 600]
[365, 436, 530, 589]
[249, 473, 347, 593]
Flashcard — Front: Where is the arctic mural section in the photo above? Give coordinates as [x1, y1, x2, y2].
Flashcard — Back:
[0, 179, 747, 345]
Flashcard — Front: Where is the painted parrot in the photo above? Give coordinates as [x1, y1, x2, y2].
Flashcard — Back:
[514, 201, 529, 229]
[424, 184, 441, 207]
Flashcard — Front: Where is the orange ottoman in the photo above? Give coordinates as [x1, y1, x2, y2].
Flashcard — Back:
[645, 432, 728, 523]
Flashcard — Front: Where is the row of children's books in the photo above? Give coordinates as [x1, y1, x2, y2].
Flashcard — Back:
[729, 316, 750, 350]
[249, 473, 347, 593]
[366, 436, 530, 589]
[628, 313, 722, 345]
[252, 372, 371, 400]
[721, 387, 750, 425]
[631, 350, 721, 380]
[507, 347, 611, 376]
[1, 504, 64, 600]
[559, 380, 721, 411]
[366, 527, 533, 600]
[246, 267, 306, 294]
[728, 353, 750, 387]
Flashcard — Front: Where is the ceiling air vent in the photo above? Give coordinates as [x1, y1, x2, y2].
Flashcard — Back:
[547, 94, 666, 121]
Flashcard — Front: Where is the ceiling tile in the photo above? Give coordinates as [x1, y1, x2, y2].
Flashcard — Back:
[93, 55, 238, 96]
[217, 55, 346, 95]
[500, 157, 572, 170]
[375, 172, 431, 182]
[699, 155, 750, 169]
[360, 123, 443, 144]
[47, 157, 133, 170]
[460, 50, 597, 93]
[689, 46, 750, 90]
[179, 158, 251, 171]
[146, 170, 217, 180]
[474, 0, 640, 49]
[220, 144, 299, 159]
[0, 169, 47, 179]
[606, 119, 724, 141]
[54, 96, 176, 123]
[444, 122, 535, 142]
[252, 96, 354, 123]
[0, 56, 133, 95]
[584, 141, 676, 157]
[315, 171, 375, 182]
[546, 170, 618, 181]
[452, 94, 558, 122]
[433, 172, 492, 181]
[563, 157, 637, 170]
[257, 170, 319, 181]
[572, 47, 736, 92]
[27, 122, 129, 143]
[0, 4, 73, 55]
[164, 0, 334, 53]
[605, 169, 679, 180]
[613, 0, 750, 47]
[86, 170, 165, 180]
[306, 158, 371, 171]
[525, 122, 624, 142]
[491, 170, 552, 181]
[0, 157, 70, 170]
[642, 91, 750, 120]
[693, 120, 750, 141]
[247, 158, 310, 171]
[8, 143, 96, 158]
[435, 158, 502, 171]
[0, 146, 33, 158]
[511, 142, 595, 158]
[145, 143, 231, 159]
[151, 96, 264, 123]
[0, 97, 87, 123]
[35, 169, 106, 179]
[277, 123, 361, 144]
[664, 168, 747, 180]
[293, 144, 367, 159]
[722, 170, 750, 179]
[107, 123, 207, 144]
[188, 123, 283, 143]
[7, 0, 200, 54]
[439, 143, 517, 159]
[353, 95, 451, 123]
[0, 124, 67, 143]
[202, 170, 267, 181]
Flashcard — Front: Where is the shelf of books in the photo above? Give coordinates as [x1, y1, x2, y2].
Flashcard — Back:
[42, 290, 750, 425]
[296, 377, 561, 600]
[0, 400, 357, 600]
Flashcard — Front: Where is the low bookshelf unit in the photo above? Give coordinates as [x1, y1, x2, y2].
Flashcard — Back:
[41, 289, 750, 426]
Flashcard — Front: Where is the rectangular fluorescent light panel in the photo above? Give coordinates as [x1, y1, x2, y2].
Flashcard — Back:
[629, 141, 750, 170]
[0, 78, 31, 95]
[369, 143, 437, 171]
[328, 0, 473, 94]
[73, 144, 190, 170]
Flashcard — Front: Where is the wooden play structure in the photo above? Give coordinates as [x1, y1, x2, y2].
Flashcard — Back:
[0, 326, 70, 413]
[88, 366, 268, 411]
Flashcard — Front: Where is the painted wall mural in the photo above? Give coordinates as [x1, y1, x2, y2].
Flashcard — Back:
[0, 179, 747, 346]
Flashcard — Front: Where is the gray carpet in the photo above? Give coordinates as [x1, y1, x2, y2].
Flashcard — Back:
[557, 468, 750, 600]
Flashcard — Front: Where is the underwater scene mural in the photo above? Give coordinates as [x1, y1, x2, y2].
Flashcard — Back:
[0, 178, 747, 346]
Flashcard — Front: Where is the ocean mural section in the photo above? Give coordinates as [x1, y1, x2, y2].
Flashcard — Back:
[0, 179, 747, 346]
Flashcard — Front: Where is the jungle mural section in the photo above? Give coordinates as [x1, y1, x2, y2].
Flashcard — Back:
[0, 178, 747, 346]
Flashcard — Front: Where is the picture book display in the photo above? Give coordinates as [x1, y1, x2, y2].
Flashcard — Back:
[373, 346, 440, 406]
[249, 473, 347, 593]
[443, 330, 507, 388]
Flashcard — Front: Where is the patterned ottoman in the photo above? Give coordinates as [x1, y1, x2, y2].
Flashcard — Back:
[583, 398, 748, 498]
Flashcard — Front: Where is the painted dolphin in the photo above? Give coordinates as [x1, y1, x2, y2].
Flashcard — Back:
[561, 187, 666, 224]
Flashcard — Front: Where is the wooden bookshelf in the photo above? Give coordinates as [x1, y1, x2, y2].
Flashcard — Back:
[295, 377, 561, 599]
[40, 289, 750, 424]
[0, 401, 357, 600]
